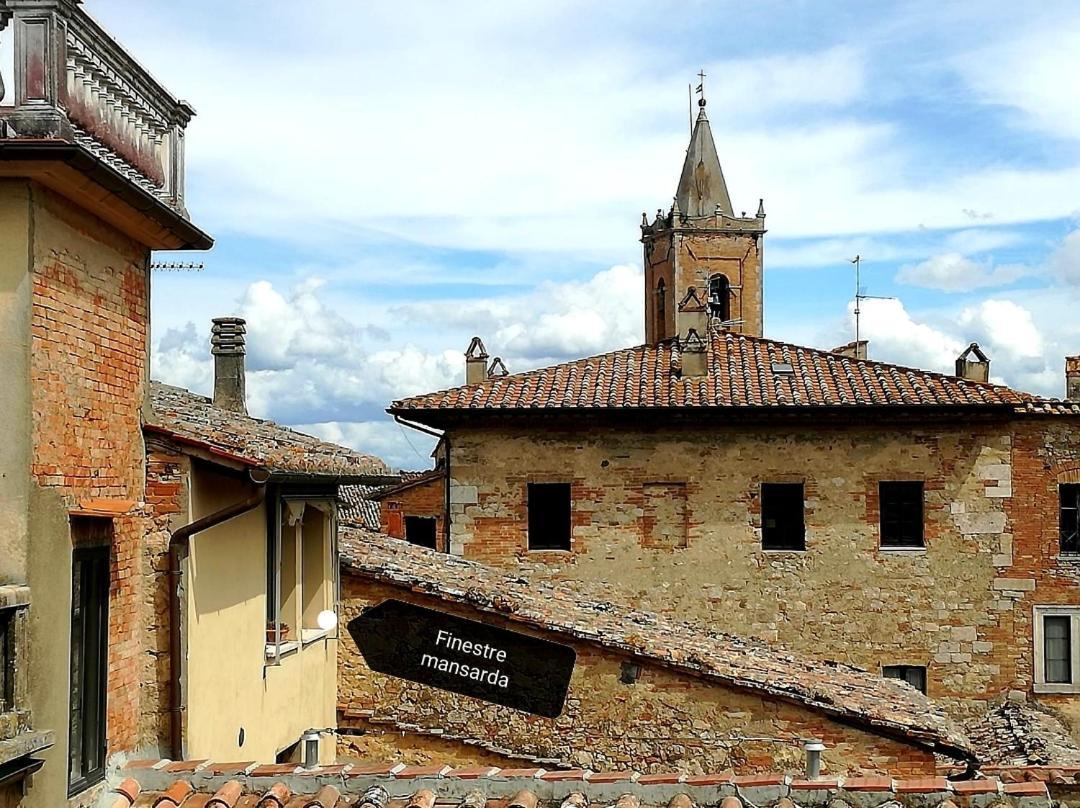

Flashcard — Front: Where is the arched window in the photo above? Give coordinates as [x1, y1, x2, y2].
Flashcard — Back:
[708, 274, 731, 322]
[656, 278, 667, 337]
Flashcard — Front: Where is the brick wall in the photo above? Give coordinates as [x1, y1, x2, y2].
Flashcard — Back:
[380, 477, 446, 552]
[338, 578, 938, 776]
[442, 417, 1079, 729]
[29, 188, 150, 758]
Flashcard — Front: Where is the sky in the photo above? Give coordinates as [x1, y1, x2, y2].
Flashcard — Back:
[52, 1, 1080, 469]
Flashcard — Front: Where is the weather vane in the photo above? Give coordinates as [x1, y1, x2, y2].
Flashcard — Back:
[689, 68, 707, 133]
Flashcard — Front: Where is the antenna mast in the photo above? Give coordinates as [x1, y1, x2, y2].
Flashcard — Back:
[850, 254, 895, 348]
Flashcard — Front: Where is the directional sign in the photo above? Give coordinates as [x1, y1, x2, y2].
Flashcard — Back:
[347, 599, 576, 718]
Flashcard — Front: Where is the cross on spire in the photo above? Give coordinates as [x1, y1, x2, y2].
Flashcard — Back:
[696, 69, 706, 104]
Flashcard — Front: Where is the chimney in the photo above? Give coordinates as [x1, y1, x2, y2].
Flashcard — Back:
[465, 337, 489, 384]
[681, 328, 707, 378]
[1067, 355, 1080, 401]
[210, 317, 247, 414]
[487, 357, 508, 378]
[831, 340, 868, 360]
[677, 287, 708, 346]
[955, 343, 990, 383]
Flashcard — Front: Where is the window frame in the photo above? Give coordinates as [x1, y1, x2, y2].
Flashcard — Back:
[760, 482, 806, 552]
[404, 515, 439, 550]
[882, 664, 928, 695]
[526, 482, 573, 552]
[879, 480, 925, 550]
[655, 278, 667, 338]
[1034, 606, 1080, 693]
[708, 274, 731, 322]
[0, 609, 13, 713]
[1061, 483, 1080, 555]
[68, 543, 110, 796]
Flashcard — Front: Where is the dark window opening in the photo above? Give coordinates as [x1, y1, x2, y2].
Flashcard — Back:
[883, 664, 927, 694]
[1062, 484, 1080, 554]
[708, 274, 731, 322]
[761, 483, 805, 551]
[880, 481, 925, 548]
[527, 483, 572, 551]
[1045, 616, 1073, 684]
[0, 610, 13, 713]
[404, 516, 438, 550]
[655, 279, 667, 337]
[69, 543, 110, 794]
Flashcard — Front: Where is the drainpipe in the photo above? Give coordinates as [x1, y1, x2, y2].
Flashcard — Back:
[392, 415, 449, 552]
[168, 467, 270, 759]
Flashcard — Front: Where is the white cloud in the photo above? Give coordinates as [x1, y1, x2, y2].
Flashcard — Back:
[1050, 230, 1080, 286]
[896, 252, 1031, 292]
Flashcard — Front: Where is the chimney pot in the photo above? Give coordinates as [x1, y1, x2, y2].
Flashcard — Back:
[1066, 355, 1080, 401]
[955, 342, 990, 383]
[464, 336, 489, 385]
[831, 340, 868, 360]
[211, 317, 247, 414]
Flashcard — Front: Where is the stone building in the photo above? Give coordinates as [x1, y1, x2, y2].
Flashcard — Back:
[0, 1, 211, 805]
[387, 97, 1080, 738]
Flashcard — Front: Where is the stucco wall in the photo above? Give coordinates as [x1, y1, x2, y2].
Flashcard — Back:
[338, 579, 937, 775]
[443, 418, 1079, 724]
[149, 461, 337, 764]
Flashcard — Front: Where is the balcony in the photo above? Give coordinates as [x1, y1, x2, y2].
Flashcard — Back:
[0, 0, 193, 217]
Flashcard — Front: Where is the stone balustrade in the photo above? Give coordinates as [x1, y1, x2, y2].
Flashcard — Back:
[0, 0, 193, 216]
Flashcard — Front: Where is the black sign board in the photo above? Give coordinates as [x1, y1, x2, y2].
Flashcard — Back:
[347, 599, 576, 718]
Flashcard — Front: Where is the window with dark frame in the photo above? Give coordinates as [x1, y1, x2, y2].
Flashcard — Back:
[404, 516, 438, 550]
[879, 481, 925, 548]
[527, 483, 572, 551]
[68, 543, 110, 794]
[761, 483, 805, 551]
[1044, 615, 1073, 684]
[708, 274, 731, 322]
[1062, 484, 1080, 554]
[883, 664, 927, 694]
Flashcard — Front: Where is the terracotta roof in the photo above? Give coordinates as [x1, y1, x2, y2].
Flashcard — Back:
[148, 381, 389, 478]
[390, 330, 1079, 418]
[338, 530, 974, 762]
[113, 760, 1053, 808]
[965, 700, 1080, 767]
[340, 484, 386, 531]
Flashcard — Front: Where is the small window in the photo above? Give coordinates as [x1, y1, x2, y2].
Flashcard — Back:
[883, 664, 927, 694]
[527, 483, 571, 551]
[1035, 608, 1080, 692]
[0, 610, 13, 713]
[708, 274, 731, 322]
[655, 279, 667, 337]
[880, 481, 924, 548]
[1062, 484, 1080, 554]
[69, 543, 110, 794]
[761, 483, 805, 551]
[405, 516, 438, 550]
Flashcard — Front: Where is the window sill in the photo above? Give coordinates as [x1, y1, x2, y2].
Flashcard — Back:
[300, 628, 332, 645]
[879, 546, 927, 554]
[265, 640, 299, 660]
[526, 548, 573, 554]
[265, 629, 332, 660]
[761, 548, 807, 554]
[1034, 682, 1080, 694]
[1058, 553, 1080, 562]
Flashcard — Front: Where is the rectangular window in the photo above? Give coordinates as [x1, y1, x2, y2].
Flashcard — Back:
[0, 610, 12, 712]
[69, 544, 109, 794]
[1062, 483, 1080, 554]
[880, 481, 925, 548]
[527, 483, 572, 551]
[404, 516, 438, 550]
[761, 483, 805, 551]
[883, 664, 927, 694]
[1045, 616, 1072, 684]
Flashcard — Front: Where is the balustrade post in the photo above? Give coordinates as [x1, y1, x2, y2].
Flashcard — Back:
[3, 0, 76, 138]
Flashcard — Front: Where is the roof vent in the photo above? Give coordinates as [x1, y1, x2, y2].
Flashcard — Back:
[771, 362, 794, 374]
[955, 343, 990, 383]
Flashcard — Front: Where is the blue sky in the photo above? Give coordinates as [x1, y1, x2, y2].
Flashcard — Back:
[65, 1, 1080, 469]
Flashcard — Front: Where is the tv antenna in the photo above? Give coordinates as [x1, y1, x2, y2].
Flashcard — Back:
[150, 261, 205, 271]
[850, 255, 894, 346]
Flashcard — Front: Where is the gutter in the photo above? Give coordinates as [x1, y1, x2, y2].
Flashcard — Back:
[167, 467, 270, 759]
[392, 415, 449, 552]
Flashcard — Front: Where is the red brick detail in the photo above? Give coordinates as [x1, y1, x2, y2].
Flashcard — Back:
[345, 763, 403, 777]
[732, 774, 786, 787]
[790, 779, 839, 790]
[395, 765, 450, 778]
[951, 780, 1001, 795]
[683, 773, 734, 786]
[249, 764, 301, 777]
[449, 767, 500, 779]
[205, 762, 256, 776]
[894, 777, 949, 794]
[113, 778, 141, 803]
[587, 772, 636, 783]
[1003, 782, 1049, 796]
[539, 770, 589, 781]
[636, 774, 685, 785]
[206, 779, 243, 808]
[843, 777, 894, 791]
[163, 759, 208, 773]
[153, 779, 193, 807]
[259, 783, 291, 806]
[495, 769, 545, 779]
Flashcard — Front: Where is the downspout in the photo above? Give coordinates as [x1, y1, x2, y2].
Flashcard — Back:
[167, 467, 270, 759]
[392, 415, 449, 552]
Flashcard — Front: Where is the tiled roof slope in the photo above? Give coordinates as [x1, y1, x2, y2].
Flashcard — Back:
[391, 330, 1079, 416]
[339, 530, 974, 762]
[148, 381, 389, 477]
[965, 701, 1080, 767]
[113, 760, 1053, 808]
[340, 484, 386, 531]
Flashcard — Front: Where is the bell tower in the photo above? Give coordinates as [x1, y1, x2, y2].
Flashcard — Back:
[642, 93, 766, 343]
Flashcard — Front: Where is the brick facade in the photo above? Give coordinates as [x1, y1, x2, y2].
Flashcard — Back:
[339, 579, 939, 776]
[440, 417, 1080, 732]
[28, 188, 151, 765]
[379, 475, 446, 551]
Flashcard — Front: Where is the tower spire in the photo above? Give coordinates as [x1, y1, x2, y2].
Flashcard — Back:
[675, 76, 733, 218]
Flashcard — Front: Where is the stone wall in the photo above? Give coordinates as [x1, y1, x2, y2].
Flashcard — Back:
[338, 578, 938, 776]
[442, 417, 1079, 727]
